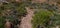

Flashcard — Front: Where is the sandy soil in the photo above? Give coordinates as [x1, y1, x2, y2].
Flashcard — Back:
[19, 7, 34, 28]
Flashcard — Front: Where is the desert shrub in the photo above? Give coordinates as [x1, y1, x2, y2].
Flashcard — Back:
[45, 12, 60, 28]
[32, 9, 53, 28]
[0, 1, 27, 28]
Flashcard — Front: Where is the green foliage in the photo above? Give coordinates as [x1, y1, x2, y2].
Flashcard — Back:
[51, 13, 60, 25]
[0, 0, 59, 28]
[0, 16, 6, 28]
[0, 1, 27, 28]
[45, 12, 60, 28]
[32, 9, 53, 28]
[16, 7, 27, 16]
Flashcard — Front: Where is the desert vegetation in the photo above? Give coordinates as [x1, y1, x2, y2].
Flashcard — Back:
[0, 0, 60, 28]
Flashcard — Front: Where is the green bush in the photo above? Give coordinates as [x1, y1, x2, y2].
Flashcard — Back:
[32, 9, 53, 28]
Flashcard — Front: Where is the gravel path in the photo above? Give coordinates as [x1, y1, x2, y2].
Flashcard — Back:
[19, 7, 34, 28]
